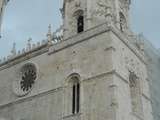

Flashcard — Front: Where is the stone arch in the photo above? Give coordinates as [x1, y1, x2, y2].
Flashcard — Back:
[67, 73, 81, 84]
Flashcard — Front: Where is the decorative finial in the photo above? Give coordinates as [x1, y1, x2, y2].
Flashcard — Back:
[27, 38, 32, 51]
[11, 42, 16, 56]
[47, 24, 52, 45]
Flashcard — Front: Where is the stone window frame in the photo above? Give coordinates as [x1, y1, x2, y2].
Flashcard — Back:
[20, 63, 37, 92]
[12, 62, 38, 97]
[64, 73, 81, 116]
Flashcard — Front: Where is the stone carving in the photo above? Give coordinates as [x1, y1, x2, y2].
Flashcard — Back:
[125, 56, 143, 79]
[92, 1, 112, 18]
[119, 0, 131, 10]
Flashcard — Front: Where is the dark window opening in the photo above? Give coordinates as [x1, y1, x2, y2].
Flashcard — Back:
[77, 15, 84, 33]
[77, 83, 80, 113]
[72, 85, 76, 114]
[72, 81, 80, 114]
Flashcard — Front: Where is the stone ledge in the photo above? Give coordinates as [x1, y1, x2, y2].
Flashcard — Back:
[63, 113, 82, 119]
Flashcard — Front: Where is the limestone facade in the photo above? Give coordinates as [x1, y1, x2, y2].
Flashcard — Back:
[0, 0, 154, 120]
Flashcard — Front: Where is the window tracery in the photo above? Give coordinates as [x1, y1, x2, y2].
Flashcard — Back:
[20, 64, 37, 92]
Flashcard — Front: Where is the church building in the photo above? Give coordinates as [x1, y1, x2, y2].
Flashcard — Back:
[0, 0, 156, 120]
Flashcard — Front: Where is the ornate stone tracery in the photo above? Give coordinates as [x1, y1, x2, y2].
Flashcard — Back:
[12, 63, 37, 97]
[20, 64, 37, 92]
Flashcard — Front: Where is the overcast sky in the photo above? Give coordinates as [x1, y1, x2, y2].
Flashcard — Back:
[0, 0, 159, 58]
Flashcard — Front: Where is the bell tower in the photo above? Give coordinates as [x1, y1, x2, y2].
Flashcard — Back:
[0, 0, 9, 36]
[62, 0, 131, 39]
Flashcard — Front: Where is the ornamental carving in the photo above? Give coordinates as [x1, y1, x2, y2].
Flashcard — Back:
[92, 1, 112, 18]
[124, 56, 143, 79]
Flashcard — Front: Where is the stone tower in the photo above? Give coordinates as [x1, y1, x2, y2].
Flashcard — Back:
[0, 0, 9, 36]
[62, 0, 153, 120]
[0, 0, 153, 120]
[63, 0, 131, 39]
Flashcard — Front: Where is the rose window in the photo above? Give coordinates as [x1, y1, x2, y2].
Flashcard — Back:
[20, 64, 37, 92]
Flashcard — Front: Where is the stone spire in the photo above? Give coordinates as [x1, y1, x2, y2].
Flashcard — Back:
[11, 42, 16, 56]
[27, 38, 32, 51]
[63, 0, 132, 38]
[46, 24, 52, 45]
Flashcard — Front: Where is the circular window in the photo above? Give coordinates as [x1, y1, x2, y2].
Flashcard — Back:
[13, 63, 37, 97]
[20, 64, 37, 92]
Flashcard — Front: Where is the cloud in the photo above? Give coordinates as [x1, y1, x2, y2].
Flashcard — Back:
[0, 0, 62, 57]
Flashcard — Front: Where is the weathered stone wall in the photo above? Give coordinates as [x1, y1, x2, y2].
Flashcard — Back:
[0, 25, 114, 120]
[0, 23, 154, 120]
[110, 29, 153, 120]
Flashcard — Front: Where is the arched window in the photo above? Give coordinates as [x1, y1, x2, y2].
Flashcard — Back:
[77, 15, 84, 33]
[119, 12, 127, 32]
[129, 71, 142, 114]
[71, 76, 80, 114]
